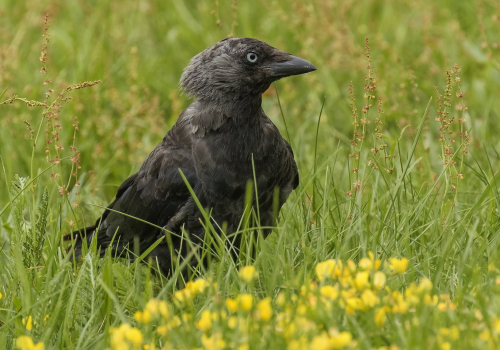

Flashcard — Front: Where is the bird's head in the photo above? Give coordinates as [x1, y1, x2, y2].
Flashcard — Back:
[180, 38, 316, 101]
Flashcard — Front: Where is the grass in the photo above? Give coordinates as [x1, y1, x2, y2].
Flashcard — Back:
[1, 0, 500, 349]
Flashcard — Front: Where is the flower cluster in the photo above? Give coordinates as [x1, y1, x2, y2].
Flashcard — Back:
[15, 336, 44, 350]
[102, 255, 468, 350]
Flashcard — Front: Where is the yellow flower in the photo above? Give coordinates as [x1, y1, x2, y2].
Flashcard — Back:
[239, 266, 258, 283]
[22, 316, 33, 331]
[110, 323, 143, 349]
[174, 290, 190, 303]
[389, 258, 408, 275]
[0, 292, 2, 300]
[392, 300, 409, 314]
[373, 271, 386, 290]
[320, 285, 339, 300]
[43, 314, 49, 322]
[345, 297, 363, 314]
[239, 294, 253, 311]
[424, 294, 438, 305]
[228, 316, 238, 329]
[158, 300, 169, 318]
[354, 271, 370, 290]
[110, 325, 126, 346]
[440, 342, 451, 350]
[347, 260, 356, 272]
[134, 310, 152, 324]
[361, 289, 379, 309]
[330, 332, 352, 349]
[375, 307, 386, 327]
[125, 327, 143, 347]
[276, 292, 286, 306]
[310, 332, 331, 350]
[359, 257, 373, 270]
[16, 336, 44, 350]
[196, 310, 213, 331]
[168, 316, 182, 328]
[316, 259, 343, 281]
[189, 279, 209, 294]
[419, 277, 433, 291]
[257, 298, 272, 321]
[437, 302, 447, 311]
[201, 333, 226, 350]
[226, 298, 238, 313]
[157, 325, 168, 336]
[145, 299, 159, 315]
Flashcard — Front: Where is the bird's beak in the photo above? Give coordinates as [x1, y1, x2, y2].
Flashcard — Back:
[268, 55, 317, 78]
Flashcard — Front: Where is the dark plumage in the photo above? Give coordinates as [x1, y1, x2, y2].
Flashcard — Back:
[72, 38, 316, 275]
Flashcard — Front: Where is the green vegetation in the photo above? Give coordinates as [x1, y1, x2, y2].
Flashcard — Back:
[1, 0, 500, 349]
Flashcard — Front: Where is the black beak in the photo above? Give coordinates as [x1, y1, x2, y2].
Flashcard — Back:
[268, 55, 317, 78]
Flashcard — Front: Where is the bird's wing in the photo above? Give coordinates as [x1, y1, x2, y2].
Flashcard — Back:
[284, 139, 299, 190]
[82, 106, 198, 255]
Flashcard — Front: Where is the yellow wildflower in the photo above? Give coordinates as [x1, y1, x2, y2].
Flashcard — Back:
[43, 314, 49, 322]
[22, 316, 33, 331]
[257, 298, 272, 321]
[201, 333, 226, 350]
[288, 336, 308, 350]
[297, 304, 307, 315]
[276, 292, 286, 306]
[310, 332, 331, 350]
[359, 257, 373, 270]
[125, 327, 143, 347]
[440, 342, 451, 350]
[347, 260, 356, 272]
[157, 325, 168, 336]
[424, 294, 438, 305]
[239, 294, 253, 311]
[373, 271, 386, 290]
[345, 297, 363, 314]
[237, 344, 249, 350]
[392, 300, 409, 314]
[226, 298, 238, 313]
[196, 310, 213, 331]
[110, 324, 127, 346]
[0, 292, 2, 300]
[188, 279, 209, 294]
[354, 271, 370, 290]
[479, 330, 490, 341]
[316, 259, 343, 281]
[361, 289, 379, 309]
[134, 310, 152, 324]
[437, 302, 447, 311]
[368, 252, 382, 270]
[168, 316, 182, 328]
[320, 285, 339, 300]
[174, 289, 191, 303]
[389, 258, 408, 275]
[16, 336, 44, 350]
[239, 266, 258, 283]
[158, 300, 169, 318]
[419, 277, 433, 291]
[330, 331, 352, 349]
[228, 316, 238, 329]
[375, 307, 386, 327]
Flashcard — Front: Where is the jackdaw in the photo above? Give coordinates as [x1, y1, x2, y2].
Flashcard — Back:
[71, 38, 316, 275]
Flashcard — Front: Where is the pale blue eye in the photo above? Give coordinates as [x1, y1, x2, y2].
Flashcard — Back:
[246, 52, 258, 63]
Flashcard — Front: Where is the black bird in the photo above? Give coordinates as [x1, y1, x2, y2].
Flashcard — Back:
[72, 38, 316, 274]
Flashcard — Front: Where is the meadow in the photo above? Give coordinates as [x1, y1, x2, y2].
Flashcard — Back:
[1, 0, 500, 348]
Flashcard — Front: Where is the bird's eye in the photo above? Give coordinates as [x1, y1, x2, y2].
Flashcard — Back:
[246, 52, 258, 63]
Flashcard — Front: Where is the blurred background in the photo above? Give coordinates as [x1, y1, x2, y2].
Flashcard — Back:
[0, 0, 499, 220]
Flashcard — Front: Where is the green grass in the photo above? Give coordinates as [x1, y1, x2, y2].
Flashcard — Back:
[1, 0, 500, 349]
